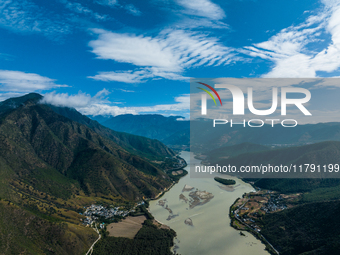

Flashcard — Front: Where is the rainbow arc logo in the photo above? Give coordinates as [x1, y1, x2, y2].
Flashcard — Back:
[197, 82, 222, 106]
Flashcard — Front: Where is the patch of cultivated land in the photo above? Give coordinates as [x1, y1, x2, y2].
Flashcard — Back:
[172, 170, 183, 175]
[107, 215, 147, 238]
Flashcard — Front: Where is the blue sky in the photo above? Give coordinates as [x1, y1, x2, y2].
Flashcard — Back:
[1, 0, 340, 118]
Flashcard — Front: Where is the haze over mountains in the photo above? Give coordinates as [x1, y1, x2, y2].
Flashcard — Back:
[97, 114, 190, 150]
[94, 114, 340, 153]
[191, 120, 340, 153]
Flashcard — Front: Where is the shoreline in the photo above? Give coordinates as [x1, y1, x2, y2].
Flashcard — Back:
[150, 155, 188, 201]
[229, 197, 279, 255]
[150, 181, 176, 201]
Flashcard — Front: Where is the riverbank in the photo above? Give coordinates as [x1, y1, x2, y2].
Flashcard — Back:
[229, 197, 279, 255]
[150, 156, 188, 201]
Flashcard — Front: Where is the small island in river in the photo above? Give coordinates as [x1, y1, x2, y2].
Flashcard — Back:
[214, 177, 236, 185]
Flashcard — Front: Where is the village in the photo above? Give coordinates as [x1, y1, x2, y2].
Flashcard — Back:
[82, 201, 145, 228]
[230, 189, 299, 233]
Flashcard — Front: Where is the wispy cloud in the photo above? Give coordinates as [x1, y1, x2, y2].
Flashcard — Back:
[94, 0, 141, 16]
[95, 0, 117, 7]
[0, 70, 68, 92]
[89, 70, 150, 83]
[41, 90, 189, 116]
[176, 0, 225, 20]
[244, 1, 340, 78]
[0, 0, 71, 39]
[117, 88, 135, 93]
[0, 52, 15, 61]
[124, 4, 141, 16]
[88, 28, 235, 82]
[60, 0, 109, 21]
[89, 68, 189, 83]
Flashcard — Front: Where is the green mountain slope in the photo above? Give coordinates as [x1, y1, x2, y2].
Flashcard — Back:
[0, 96, 173, 200]
[260, 201, 340, 255]
[0, 93, 178, 254]
[0, 201, 96, 255]
[48, 107, 176, 161]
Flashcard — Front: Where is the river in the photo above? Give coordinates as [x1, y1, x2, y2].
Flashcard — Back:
[149, 151, 269, 255]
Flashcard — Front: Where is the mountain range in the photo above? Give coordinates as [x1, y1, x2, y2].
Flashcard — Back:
[95, 115, 340, 153]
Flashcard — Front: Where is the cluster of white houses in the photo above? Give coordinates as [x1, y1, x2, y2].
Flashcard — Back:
[82, 202, 145, 227]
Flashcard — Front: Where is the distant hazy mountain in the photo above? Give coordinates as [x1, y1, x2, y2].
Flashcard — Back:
[100, 114, 190, 149]
[204, 142, 269, 162]
[0, 93, 176, 254]
[211, 141, 340, 192]
[87, 115, 110, 124]
[191, 119, 340, 153]
[96, 115, 340, 152]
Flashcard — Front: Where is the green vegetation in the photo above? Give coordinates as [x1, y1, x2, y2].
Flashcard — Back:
[0, 201, 96, 255]
[0, 94, 173, 200]
[301, 184, 340, 202]
[49, 105, 176, 161]
[259, 201, 340, 255]
[214, 177, 236, 185]
[93, 220, 176, 255]
[167, 169, 188, 182]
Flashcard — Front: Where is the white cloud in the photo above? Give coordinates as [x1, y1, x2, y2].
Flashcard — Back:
[176, 0, 225, 20]
[42, 91, 92, 108]
[0, 70, 68, 92]
[88, 28, 234, 82]
[41, 88, 110, 108]
[89, 29, 180, 71]
[80, 94, 190, 116]
[244, 1, 340, 78]
[41, 90, 190, 116]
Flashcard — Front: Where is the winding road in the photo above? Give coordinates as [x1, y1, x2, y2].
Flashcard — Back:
[85, 225, 101, 255]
